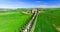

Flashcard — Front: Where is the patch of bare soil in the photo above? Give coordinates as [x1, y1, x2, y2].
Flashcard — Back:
[22, 12, 31, 14]
[53, 24, 60, 32]
[56, 27, 60, 32]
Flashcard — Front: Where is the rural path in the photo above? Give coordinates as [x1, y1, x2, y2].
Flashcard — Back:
[22, 12, 37, 32]
[30, 15, 37, 32]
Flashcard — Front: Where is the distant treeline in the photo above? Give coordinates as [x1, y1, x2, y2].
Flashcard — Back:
[0, 8, 60, 12]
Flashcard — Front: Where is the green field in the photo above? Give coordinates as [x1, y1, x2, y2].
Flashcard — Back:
[1, 8, 60, 32]
[0, 11, 32, 32]
[34, 8, 60, 32]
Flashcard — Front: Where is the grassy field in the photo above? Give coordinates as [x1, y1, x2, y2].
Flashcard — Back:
[0, 11, 32, 32]
[34, 8, 60, 32]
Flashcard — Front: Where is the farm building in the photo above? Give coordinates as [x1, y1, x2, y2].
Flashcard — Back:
[32, 8, 38, 13]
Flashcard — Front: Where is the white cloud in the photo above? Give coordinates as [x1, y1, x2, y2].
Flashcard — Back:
[0, 1, 26, 8]
[31, 5, 60, 8]
[39, 5, 48, 8]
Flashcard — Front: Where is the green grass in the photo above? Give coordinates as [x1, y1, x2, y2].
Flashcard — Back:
[0, 11, 31, 32]
[34, 9, 60, 32]
[43, 10, 60, 26]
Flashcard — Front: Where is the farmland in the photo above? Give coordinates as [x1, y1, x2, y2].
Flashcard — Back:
[34, 8, 60, 32]
[1, 8, 60, 32]
[0, 10, 32, 32]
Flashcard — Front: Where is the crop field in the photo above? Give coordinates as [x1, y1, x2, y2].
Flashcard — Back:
[34, 8, 60, 32]
[0, 11, 32, 32]
[1, 8, 60, 32]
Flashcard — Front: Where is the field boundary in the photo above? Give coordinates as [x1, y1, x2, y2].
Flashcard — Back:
[22, 12, 37, 32]
[30, 14, 37, 32]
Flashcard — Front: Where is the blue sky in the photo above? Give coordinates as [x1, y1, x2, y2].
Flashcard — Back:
[0, 0, 60, 8]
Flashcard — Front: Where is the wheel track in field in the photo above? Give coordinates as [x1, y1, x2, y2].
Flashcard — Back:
[22, 12, 37, 32]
